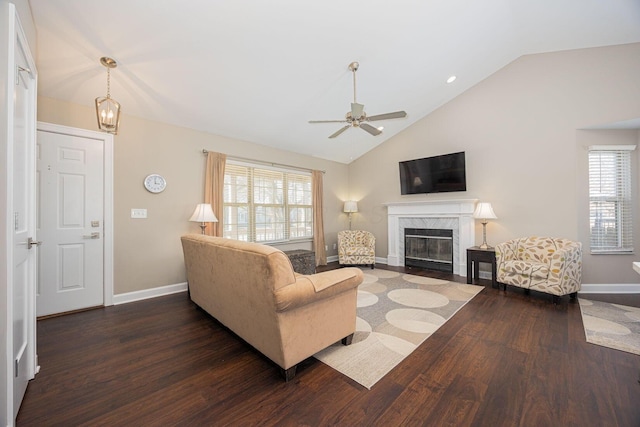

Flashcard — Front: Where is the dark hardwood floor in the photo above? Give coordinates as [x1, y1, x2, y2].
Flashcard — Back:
[17, 264, 640, 426]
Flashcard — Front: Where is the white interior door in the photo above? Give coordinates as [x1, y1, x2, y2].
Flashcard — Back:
[36, 130, 105, 317]
[11, 7, 37, 420]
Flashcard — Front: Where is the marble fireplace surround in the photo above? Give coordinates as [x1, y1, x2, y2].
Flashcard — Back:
[385, 199, 477, 277]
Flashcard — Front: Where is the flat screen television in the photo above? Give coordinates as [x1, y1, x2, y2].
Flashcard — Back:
[399, 151, 466, 195]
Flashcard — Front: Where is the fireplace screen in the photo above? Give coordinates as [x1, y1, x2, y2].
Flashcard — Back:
[404, 228, 453, 273]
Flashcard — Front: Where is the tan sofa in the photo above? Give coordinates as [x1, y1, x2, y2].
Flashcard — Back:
[181, 234, 363, 380]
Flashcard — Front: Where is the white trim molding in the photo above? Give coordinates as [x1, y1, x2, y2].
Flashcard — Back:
[113, 282, 188, 305]
[580, 283, 640, 294]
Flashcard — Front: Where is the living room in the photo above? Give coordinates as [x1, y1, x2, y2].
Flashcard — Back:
[2, 1, 640, 425]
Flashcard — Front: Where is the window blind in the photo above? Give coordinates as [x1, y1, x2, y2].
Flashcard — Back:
[223, 161, 312, 243]
[588, 146, 635, 253]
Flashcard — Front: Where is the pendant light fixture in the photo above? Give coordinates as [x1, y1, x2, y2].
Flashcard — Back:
[95, 56, 121, 134]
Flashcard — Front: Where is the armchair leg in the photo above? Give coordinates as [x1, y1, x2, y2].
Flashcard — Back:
[342, 333, 354, 346]
[570, 292, 578, 300]
[281, 365, 297, 382]
[371, 263, 375, 269]
[553, 295, 560, 305]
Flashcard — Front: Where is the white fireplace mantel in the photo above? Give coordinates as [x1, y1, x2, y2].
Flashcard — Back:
[384, 199, 477, 276]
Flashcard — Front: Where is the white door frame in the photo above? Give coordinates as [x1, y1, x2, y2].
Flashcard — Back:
[37, 121, 114, 309]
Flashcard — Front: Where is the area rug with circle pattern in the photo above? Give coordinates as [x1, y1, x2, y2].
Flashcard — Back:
[578, 298, 640, 356]
[313, 269, 484, 389]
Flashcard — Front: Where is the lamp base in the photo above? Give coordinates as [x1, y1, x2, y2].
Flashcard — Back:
[199, 223, 207, 235]
[479, 222, 492, 250]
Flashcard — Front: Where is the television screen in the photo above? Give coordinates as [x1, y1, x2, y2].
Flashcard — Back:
[399, 151, 466, 195]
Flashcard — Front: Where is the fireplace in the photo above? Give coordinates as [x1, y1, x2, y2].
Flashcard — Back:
[385, 199, 477, 277]
[404, 228, 454, 273]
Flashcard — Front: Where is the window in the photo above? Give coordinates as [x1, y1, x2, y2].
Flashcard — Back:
[588, 145, 635, 253]
[223, 162, 313, 243]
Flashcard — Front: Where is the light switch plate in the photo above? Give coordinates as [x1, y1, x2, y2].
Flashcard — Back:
[131, 208, 147, 219]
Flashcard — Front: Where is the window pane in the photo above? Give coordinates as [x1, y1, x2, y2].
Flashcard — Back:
[255, 205, 285, 242]
[223, 205, 249, 241]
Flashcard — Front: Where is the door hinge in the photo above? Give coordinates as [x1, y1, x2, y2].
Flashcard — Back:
[15, 359, 18, 378]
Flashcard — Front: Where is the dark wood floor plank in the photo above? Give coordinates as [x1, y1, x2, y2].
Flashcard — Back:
[16, 264, 640, 426]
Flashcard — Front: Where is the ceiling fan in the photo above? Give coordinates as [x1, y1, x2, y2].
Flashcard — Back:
[309, 62, 407, 138]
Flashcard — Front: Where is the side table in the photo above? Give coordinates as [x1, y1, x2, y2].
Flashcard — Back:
[466, 246, 497, 288]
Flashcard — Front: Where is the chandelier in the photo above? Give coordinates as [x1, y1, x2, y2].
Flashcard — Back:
[95, 56, 121, 134]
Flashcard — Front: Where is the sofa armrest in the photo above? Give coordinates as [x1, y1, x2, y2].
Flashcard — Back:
[548, 243, 582, 288]
[273, 268, 363, 312]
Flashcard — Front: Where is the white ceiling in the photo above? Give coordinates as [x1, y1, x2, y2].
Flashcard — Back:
[29, 0, 640, 164]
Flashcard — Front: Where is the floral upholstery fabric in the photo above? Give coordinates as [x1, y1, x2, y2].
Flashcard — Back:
[338, 230, 375, 267]
[495, 236, 582, 296]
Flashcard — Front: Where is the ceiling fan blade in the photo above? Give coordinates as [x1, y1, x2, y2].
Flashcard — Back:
[329, 125, 350, 138]
[309, 119, 349, 124]
[367, 111, 407, 121]
[351, 102, 364, 120]
[360, 123, 382, 136]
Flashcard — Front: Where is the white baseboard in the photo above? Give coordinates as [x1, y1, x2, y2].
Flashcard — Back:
[579, 283, 640, 294]
[113, 282, 188, 305]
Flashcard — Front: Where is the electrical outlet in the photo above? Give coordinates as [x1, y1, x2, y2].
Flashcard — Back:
[325, 245, 328, 251]
[131, 208, 147, 219]
[333, 243, 337, 250]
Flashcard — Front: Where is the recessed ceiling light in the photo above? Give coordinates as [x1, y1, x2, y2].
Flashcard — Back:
[446, 75, 457, 83]
[377, 126, 384, 131]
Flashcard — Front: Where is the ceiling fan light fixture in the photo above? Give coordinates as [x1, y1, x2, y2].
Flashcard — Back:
[309, 61, 407, 138]
[95, 56, 121, 134]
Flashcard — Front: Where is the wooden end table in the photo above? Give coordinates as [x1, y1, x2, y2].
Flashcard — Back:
[466, 246, 497, 288]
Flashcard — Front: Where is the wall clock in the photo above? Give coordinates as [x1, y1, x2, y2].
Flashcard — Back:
[144, 174, 167, 193]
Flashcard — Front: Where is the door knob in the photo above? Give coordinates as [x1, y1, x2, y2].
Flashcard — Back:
[27, 237, 42, 249]
[83, 232, 100, 239]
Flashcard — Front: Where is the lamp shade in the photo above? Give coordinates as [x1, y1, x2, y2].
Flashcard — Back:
[343, 200, 358, 213]
[189, 203, 218, 223]
[473, 202, 497, 220]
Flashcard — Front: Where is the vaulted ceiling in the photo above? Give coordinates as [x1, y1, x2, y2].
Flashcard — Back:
[29, 0, 640, 163]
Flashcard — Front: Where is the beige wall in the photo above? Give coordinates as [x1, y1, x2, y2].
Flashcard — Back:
[348, 43, 640, 285]
[37, 97, 350, 294]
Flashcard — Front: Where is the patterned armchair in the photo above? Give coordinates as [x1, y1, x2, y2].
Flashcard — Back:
[338, 230, 376, 269]
[495, 236, 582, 301]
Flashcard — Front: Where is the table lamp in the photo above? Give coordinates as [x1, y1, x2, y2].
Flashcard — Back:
[190, 203, 218, 234]
[473, 202, 497, 249]
[343, 200, 358, 230]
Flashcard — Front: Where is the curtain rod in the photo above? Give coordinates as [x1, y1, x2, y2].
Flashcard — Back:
[202, 149, 325, 174]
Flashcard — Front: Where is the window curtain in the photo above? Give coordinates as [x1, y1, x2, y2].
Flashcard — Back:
[204, 151, 226, 237]
[312, 170, 327, 266]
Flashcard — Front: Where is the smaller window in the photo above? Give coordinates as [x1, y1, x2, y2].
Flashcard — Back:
[588, 145, 636, 254]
